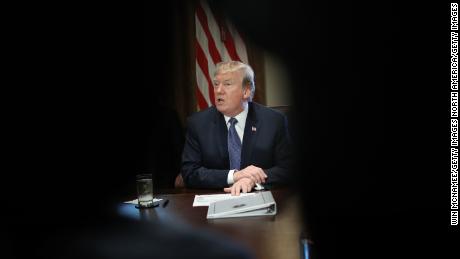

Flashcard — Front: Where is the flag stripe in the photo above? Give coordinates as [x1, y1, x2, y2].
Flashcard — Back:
[227, 21, 248, 64]
[195, 40, 215, 105]
[200, 1, 232, 62]
[196, 14, 220, 90]
[211, 10, 241, 61]
[196, 60, 212, 108]
[211, 14, 241, 61]
[195, 83, 208, 110]
[196, 3, 222, 64]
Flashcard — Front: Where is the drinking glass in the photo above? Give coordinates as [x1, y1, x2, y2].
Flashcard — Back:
[136, 173, 154, 208]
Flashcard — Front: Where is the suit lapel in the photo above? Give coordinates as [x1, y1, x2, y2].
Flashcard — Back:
[213, 109, 229, 168]
[241, 102, 259, 168]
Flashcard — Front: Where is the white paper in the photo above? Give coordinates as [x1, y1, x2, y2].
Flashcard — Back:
[123, 198, 163, 204]
[193, 193, 256, 207]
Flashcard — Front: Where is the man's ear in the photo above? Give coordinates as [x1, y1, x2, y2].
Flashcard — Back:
[243, 85, 251, 99]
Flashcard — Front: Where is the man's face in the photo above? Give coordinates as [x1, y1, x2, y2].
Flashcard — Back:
[213, 70, 250, 117]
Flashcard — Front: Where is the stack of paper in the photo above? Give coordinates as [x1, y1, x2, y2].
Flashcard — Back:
[193, 193, 256, 207]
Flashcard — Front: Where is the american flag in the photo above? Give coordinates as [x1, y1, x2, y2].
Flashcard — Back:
[195, 0, 248, 110]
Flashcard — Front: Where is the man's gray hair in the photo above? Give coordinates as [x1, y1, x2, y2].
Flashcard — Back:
[214, 61, 255, 101]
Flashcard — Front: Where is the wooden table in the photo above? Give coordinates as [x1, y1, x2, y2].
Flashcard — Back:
[119, 188, 304, 259]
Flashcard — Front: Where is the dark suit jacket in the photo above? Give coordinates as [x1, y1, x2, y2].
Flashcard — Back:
[181, 102, 292, 188]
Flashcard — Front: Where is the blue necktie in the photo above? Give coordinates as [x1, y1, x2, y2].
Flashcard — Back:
[228, 117, 241, 170]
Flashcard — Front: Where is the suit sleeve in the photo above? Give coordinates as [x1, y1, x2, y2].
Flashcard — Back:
[264, 114, 293, 185]
[181, 118, 230, 188]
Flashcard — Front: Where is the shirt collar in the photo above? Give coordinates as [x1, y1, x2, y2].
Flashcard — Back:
[224, 102, 249, 128]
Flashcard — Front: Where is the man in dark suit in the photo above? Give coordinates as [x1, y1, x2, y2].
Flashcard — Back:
[181, 61, 292, 195]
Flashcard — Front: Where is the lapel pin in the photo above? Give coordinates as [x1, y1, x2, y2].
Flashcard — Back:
[252, 126, 257, 132]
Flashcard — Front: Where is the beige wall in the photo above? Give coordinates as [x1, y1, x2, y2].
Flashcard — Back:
[263, 52, 293, 106]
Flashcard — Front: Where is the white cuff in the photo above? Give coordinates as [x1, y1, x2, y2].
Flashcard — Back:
[227, 170, 235, 185]
[255, 183, 265, 191]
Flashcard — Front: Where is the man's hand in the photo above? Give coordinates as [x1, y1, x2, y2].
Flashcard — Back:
[224, 178, 255, 196]
[234, 165, 267, 184]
